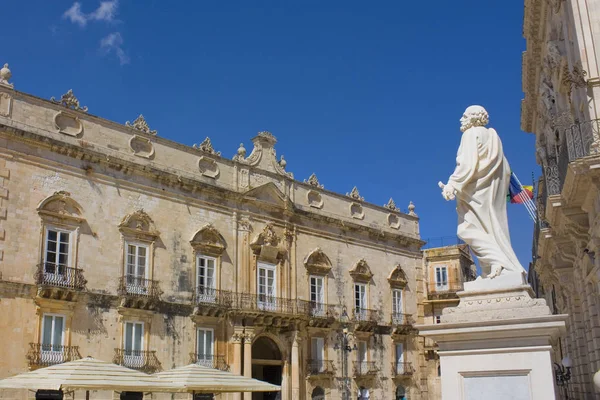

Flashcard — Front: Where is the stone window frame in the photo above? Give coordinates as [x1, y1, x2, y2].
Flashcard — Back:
[190, 224, 227, 292]
[309, 274, 328, 307]
[196, 326, 216, 364]
[304, 248, 332, 306]
[118, 210, 160, 283]
[118, 308, 153, 354]
[34, 299, 76, 354]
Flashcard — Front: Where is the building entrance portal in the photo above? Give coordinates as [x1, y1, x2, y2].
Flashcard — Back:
[252, 336, 283, 400]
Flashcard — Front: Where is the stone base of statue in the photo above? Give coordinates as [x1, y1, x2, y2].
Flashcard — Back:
[416, 273, 567, 400]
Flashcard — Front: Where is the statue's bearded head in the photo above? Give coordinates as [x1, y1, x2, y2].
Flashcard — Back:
[460, 105, 490, 133]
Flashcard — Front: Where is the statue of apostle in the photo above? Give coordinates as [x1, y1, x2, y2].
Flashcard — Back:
[440, 105, 526, 279]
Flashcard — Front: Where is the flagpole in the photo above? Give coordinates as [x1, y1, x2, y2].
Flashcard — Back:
[512, 172, 537, 222]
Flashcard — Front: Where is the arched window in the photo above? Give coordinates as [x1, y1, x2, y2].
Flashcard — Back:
[312, 386, 325, 400]
[396, 385, 406, 400]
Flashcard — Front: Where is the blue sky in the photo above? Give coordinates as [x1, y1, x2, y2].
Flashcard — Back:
[3, 1, 536, 268]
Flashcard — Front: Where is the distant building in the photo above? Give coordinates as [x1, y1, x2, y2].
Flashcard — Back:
[522, 0, 600, 397]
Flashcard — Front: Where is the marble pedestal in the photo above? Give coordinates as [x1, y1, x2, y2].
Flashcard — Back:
[417, 273, 567, 400]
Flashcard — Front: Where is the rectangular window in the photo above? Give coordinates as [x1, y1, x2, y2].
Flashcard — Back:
[310, 276, 325, 316]
[257, 263, 276, 311]
[123, 321, 144, 368]
[311, 337, 325, 372]
[44, 228, 71, 277]
[395, 343, 405, 374]
[435, 266, 448, 290]
[354, 283, 367, 319]
[435, 315, 442, 324]
[392, 289, 403, 323]
[125, 243, 148, 294]
[41, 314, 65, 360]
[196, 255, 216, 302]
[196, 328, 214, 368]
[357, 340, 368, 373]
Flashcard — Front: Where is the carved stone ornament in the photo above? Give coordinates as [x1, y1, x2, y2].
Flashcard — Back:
[119, 209, 159, 241]
[0, 92, 12, 117]
[388, 265, 408, 288]
[198, 156, 220, 178]
[0, 63, 13, 88]
[233, 143, 247, 162]
[54, 111, 83, 137]
[237, 132, 293, 178]
[304, 248, 332, 275]
[346, 186, 364, 201]
[387, 213, 400, 229]
[349, 259, 373, 282]
[126, 114, 157, 135]
[193, 137, 221, 156]
[307, 190, 323, 209]
[250, 223, 286, 263]
[304, 173, 324, 189]
[350, 202, 364, 220]
[190, 223, 227, 256]
[37, 191, 85, 224]
[384, 198, 398, 211]
[129, 135, 155, 159]
[408, 201, 417, 217]
[51, 89, 88, 112]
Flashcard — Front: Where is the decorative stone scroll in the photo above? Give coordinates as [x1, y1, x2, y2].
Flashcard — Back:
[51, 89, 88, 112]
[388, 265, 408, 288]
[304, 248, 332, 275]
[250, 223, 286, 263]
[118, 209, 159, 241]
[198, 156, 220, 178]
[53, 111, 83, 137]
[349, 259, 373, 282]
[126, 115, 157, 135]
[129, 135, 155, 159]
[37, 191, 85, 224]
[346, 186, 364, 201]
[193, 137, 221, 156]
[304, 173, 324, 189]
[190, 223, 227, 256]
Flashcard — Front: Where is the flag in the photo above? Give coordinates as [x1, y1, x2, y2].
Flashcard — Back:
[507, 172, 537, 223]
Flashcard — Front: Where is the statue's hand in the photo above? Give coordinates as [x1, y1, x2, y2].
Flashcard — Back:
[441, 182, 456, 201]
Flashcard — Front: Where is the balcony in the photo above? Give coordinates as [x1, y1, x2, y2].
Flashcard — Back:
[391, 312, 413, 334]
[35, 263, 86, 301]
[297, 301, 337, 327]
[427, 281, 464, 300]
[353, 361, 378, 377]
[235, 293, 296, 315]
[189, 354, 229, 371]
[117, 276, 162, 309]
[352, 308, 379, 331]
[113, 349, 161, 373]
[306, 359, 335, 377]
[26, 343, 81, 369]
[193, 286, 235, 318]
[391, 362, 414, 378]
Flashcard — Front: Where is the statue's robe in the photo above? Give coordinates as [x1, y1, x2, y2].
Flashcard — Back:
[448, 126, 525, 276]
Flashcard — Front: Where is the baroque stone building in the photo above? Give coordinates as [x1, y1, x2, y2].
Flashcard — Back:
[0, 68, 425, 400]
[522, 0, 600, 398]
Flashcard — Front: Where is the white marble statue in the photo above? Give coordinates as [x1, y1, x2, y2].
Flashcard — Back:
[440, 105, 526, 279]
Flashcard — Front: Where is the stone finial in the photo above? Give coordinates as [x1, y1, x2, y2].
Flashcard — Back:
[193, 137, 221, 156]
[233, 143, 247, 161]
[51, 89, 88, 112]
[126, 114, 157, 135]
[257, 131, 276, 142]
[279, 155, 287, 169]
[408, 201, 417, 217]
[346, 186, 364, 201]
[304, 173, 324, 189]
[384, 198, 398, 211]
[0, 64, 13, 88]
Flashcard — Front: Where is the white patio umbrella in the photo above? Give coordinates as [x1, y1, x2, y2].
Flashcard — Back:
[152, 363, 281, 393]
[0, 357, 167, 392]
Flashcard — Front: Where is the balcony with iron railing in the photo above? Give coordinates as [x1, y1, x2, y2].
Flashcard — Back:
[353, 361, 378, 376]
[193, 286, 235, 318]
[427, 281, 464, 300]
[391, 362, 414, 378]
[306, 359, 335, 376]
[26, 343, 81, 369]
[235, 292, 297, 315]
[117, 276, 162, 309]
[391, 312, 413, 334]
[297, 300, 337, 319]
[189, 353, 229, 371]
[113, 349, 161, 373]
[35, 263, 87, 301]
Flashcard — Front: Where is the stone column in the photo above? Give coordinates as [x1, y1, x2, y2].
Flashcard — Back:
[243, 331, 254, 400]
[290, 331, 302, 400]
[232, 331, 244, 400]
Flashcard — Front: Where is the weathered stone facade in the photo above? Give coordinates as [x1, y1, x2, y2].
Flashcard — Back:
[0, 78, 425, 400]
[522, 0, 600, 398]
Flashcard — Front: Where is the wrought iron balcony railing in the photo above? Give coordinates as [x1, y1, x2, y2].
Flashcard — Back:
[189, 353, 229, 371]
[113, 349, 161, 373]
[118, 276, 162, 299]
[297, 300, 337, 318]
[26, 343, 82, 368]
[353, 361, 378, 376]
[392, 362, 414, 377]
[236, 292, 296, 314]
[427, 281, 464, 295]
[306, 359, 334, 376]
[193, 286, 235, 307]
[35, 263, 87, 290]
[391, 312, 412, 326]
[352, 308, 379, 323]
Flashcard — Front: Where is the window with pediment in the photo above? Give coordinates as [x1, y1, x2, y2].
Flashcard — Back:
[190, 224, 226, 299]
[349, 259, 373, 283]
[304, 248, 332, 275]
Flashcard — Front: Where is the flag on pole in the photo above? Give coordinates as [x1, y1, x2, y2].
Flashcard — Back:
[507, 172, 537, 222]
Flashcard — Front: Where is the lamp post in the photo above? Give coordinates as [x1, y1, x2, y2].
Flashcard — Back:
[334, 308, 357, 400]
[554, 356, 572, 399]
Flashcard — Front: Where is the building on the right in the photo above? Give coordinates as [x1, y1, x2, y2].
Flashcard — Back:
[522, 0, 600, 398]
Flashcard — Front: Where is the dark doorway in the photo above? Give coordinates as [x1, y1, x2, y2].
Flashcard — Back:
[251, 336, 283, 400]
